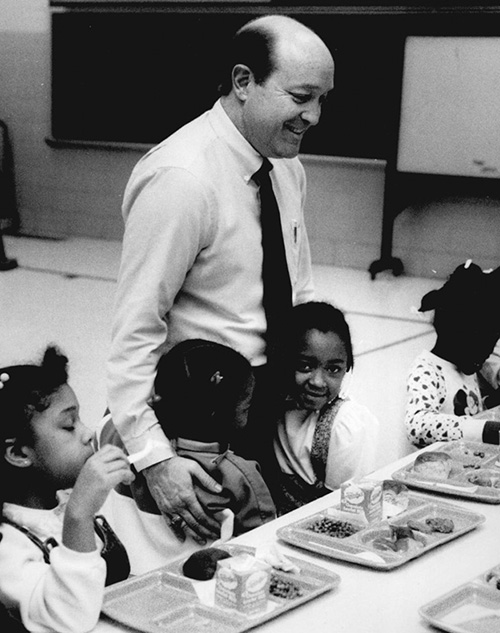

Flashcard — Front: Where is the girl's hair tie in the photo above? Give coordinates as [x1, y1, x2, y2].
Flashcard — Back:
[210, 371, 224, 385]
[0, 373, 10, 389]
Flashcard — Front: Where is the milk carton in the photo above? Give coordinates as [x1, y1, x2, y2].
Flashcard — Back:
[340, 478, 383, 523]
[214, 554, 270, 616]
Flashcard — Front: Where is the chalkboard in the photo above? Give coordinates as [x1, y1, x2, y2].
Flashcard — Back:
[50, 8, 500, 159]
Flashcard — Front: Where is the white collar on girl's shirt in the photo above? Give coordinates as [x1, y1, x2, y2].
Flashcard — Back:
[2, 489, 71, 540]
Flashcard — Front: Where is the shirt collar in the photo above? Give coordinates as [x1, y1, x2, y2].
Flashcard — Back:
[208, 99, 266, 183]
[2, 490, 70, 537]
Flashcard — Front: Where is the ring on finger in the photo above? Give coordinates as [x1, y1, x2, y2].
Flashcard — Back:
[170, 515, 184, 529]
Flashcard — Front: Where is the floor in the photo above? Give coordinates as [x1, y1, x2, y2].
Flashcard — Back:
[0, 235, 442, 470]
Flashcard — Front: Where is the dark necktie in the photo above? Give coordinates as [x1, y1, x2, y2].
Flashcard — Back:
[252, 158, 293, 358]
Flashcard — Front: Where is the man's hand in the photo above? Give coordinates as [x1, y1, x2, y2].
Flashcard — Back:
[143, 456, 223, 543]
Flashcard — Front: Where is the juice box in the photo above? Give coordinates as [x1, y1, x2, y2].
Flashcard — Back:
[340, 478, 383, 523]
[214, 554, 270, 616]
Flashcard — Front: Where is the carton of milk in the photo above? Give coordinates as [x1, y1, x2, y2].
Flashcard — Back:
[340, 478, 383, 523]
[214, 554, 270, 616]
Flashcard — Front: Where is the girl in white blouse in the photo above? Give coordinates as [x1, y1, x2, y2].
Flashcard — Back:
[0, 346, 133, 633]
[273, 301, 379, 515]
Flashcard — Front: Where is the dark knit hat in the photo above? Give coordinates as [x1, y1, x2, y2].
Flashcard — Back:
[419, 261, 500, 317]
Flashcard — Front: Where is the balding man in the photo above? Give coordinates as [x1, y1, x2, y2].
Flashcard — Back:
[107, 15, 335, 543]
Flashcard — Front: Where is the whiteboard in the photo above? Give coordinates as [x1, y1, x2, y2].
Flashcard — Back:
[397, 36, 500, 178]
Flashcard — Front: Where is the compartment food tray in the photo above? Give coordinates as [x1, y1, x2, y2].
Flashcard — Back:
[103, 543, 340, 633]
[391, 441, 500, 503]
[276, 493, 485, 570]
[419, 563, 500, 632]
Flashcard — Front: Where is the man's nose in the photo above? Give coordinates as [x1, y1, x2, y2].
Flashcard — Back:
[301, 101, 321, 126]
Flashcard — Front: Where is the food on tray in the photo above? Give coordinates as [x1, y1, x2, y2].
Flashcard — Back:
[392, 441, 500, 501]
[446, 443, 485, 469]
[486, 569, 500, 590]
[407, 517, 455, 534]
[269, 574, 304, 600]
[425, 517, 455, 533]
[371, 525, 425, 554]
[182, 547, 232, 580]
[214, 553, 270, 615]
[412, 452, 452, 480]
[279, 493, 485, 572]
[382, 480, 409, 517]
[406, 519, 434, 534]
[447, 443, 476, 458]
[468, 471, 500, 488]
[255, 545, 300, 574]
[306, 517, 360, 538]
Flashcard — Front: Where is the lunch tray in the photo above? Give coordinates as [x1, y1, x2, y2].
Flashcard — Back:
[391, 441, 500, 504]
[276, 493, 485, 571]
[102, 543, 340, 633]
[419, 563, 500, 632]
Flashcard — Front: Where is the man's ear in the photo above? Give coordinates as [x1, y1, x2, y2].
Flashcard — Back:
[4, 439, 34, 468]
[232, 64, 254, 101]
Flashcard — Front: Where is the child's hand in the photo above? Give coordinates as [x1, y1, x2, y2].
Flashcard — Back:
[63, 446, 133, 553]
[68, 445, 134, 519]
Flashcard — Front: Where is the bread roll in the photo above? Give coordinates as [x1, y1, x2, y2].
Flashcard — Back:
[413, 452, 452, 480]
[182, 547, 232, 580]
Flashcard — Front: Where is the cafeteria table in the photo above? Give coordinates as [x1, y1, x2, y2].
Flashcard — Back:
[95, 444, 499, 633]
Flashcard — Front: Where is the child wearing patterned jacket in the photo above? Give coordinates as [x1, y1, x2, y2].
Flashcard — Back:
[405, 261, 500, 448]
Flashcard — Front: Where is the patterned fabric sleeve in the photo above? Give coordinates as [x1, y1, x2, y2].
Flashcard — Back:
[405, 357, 463, 447]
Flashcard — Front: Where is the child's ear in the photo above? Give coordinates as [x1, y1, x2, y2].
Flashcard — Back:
[147, 393, 162, 407]
[3, 439, 34, 468]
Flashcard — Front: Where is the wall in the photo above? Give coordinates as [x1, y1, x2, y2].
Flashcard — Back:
[1, 1, 499, 278]
[301, 155, 386, 271]
[0, 0, 137, 240]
